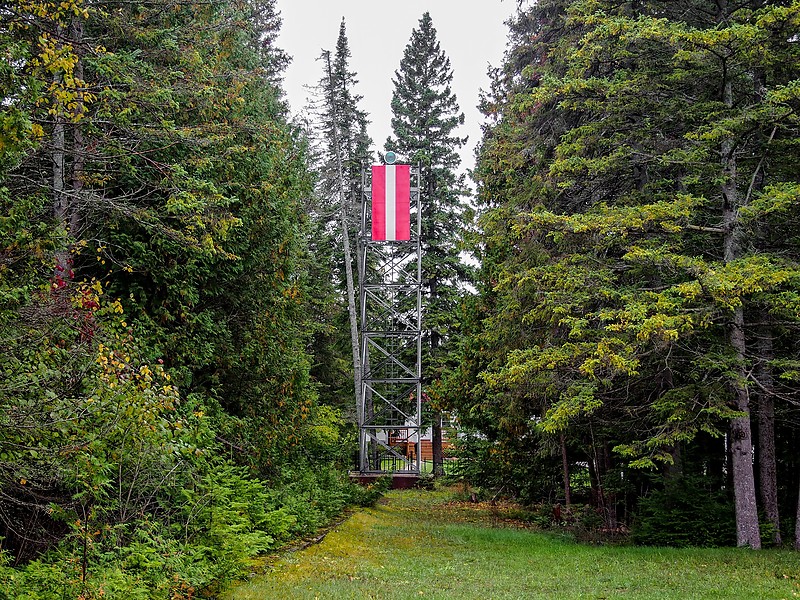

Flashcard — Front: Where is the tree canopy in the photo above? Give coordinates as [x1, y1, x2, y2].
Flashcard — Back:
[447, 0, 800, 549]
[0, 0, 372, 594]
[386, 11, 471, 475]
[2, 4, 800, 595]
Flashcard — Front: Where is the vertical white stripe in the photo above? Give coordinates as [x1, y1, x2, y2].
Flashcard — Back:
[385, 165, 396, 241]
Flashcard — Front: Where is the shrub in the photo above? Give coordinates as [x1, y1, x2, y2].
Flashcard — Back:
[631, 477, 735, 547]
[450, 430, 564, 504]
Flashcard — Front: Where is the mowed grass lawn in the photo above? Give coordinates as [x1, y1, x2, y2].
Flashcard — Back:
[226, 488, 800, 600]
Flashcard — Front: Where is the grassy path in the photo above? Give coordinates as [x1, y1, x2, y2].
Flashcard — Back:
[226, 488, 799, 599]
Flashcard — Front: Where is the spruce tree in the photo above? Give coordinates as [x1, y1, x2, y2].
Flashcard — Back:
[316, 19, 373, 218]
[458, 0, 800, 546]
[307, 19, 373, 412]
[0, 0, 321, 570]
[386, 12, 470, 475]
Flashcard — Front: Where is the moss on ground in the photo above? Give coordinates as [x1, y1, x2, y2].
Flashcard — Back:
[225, 487, 800, 600]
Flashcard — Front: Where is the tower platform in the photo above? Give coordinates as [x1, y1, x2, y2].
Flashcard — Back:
[349, 471, 420, 489]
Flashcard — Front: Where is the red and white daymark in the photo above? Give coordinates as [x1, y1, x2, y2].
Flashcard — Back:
[372, 164, 410, 241]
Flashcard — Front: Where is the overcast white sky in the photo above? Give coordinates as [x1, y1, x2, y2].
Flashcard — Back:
[275, 0, 519, 173]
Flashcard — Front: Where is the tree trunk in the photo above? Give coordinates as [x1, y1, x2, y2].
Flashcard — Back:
[724, 213, 761, 549]
[53, 94, 67, 273]
[324, 53, 362, 425]
[756, 329, 780, 546]
[727, 309, 759, 549]
[432, 411, 444, 477]
[561, 433, 571, 507]
[341, 194, 361, 410]
[70, 15, 84, 238]
[601, 442, 617, 529]
[748, 61, 778, 546]
[588, 425, 615, 529]
[728, 367, 760, 549]
[52, 19, 71, 280]
[795, 475, 800, 551]
[53, 18, 86, 283]
[666, 443, 682, 481]
[53, 122, 66, 222]
[721, 68, 760, 547]
[53, 115, 68, 275]
[429, 278, 444, 477]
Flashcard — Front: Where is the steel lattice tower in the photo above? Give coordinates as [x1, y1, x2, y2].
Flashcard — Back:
[357, 163, 422, 473]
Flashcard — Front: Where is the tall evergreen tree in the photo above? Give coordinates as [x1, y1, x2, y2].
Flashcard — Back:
[0, 1, 348, 590]
[455, 0, 800, 546]
[320, 19, 373, 207]
[386, 12, 470, 474]
[306, 18, 373, 413]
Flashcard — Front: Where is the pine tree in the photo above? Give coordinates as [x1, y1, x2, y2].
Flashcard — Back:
[460, 0, 800, 545]
[306, 18, 374, 413]
[386, 12, 470, 475]
[0, 0, 321, 568]
[314, 20, 373, 219]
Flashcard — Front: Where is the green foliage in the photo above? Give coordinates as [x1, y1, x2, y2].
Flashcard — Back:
[0, 461, 353, 598]
[0, 0, 364, 594]
[631, 478, 736, 548]
[451, 431, 565, 505]
[450, 0, 800, 541]
[348, 475, 391, 508]
[386, 11, 471, 368]
[269, 467, 351, 536]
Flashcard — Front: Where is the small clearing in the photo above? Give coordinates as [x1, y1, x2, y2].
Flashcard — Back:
[226, 487, 799, 599]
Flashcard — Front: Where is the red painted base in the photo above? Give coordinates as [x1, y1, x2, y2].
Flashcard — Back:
[349, 472, 420, 489]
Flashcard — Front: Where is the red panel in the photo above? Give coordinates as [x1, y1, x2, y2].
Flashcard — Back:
[371, 165, 386, 241]
[395, 165, 411, 241]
